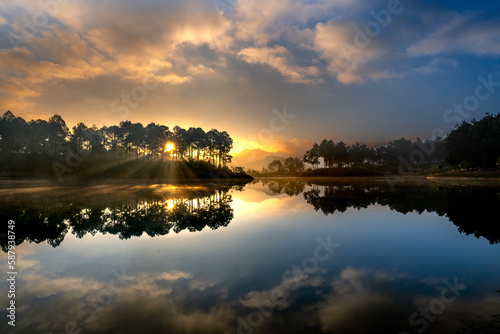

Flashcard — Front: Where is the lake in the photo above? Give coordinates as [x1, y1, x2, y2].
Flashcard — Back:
[1, 178, 499, 334]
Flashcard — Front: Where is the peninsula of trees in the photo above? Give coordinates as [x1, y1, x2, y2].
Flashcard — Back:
[0, 111, 252, 181]
[248, 113, 500, 177]
[301, 113, 500, 177]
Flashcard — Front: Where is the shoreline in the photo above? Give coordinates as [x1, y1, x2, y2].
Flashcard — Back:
[425, 176, 500, 180]
[3, 175, 500, 187]
[0, 176, 253, 187]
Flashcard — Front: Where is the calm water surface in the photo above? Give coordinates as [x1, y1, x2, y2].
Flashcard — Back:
[1, 178, 499, 334]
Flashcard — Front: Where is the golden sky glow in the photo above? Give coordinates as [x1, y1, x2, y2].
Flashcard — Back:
[1, 0, 500, 159]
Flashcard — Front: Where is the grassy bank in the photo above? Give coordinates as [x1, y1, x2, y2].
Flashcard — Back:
[426, 169, 500, 179]
[1, 159, 253, 182]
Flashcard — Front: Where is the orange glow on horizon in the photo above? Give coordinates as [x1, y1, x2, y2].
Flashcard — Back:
[231, 136, 278, 155]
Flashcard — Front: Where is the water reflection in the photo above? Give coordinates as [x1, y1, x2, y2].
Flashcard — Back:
[0, 183, 235, 251]
[2, 179, 500, 252]
[259, 179, 500, 244]
[1, 179, 500, 334]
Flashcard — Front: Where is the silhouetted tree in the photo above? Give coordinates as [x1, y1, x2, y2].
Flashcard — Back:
[303, 143, 320, 169]
[268, 159, 284, 174]
[0, 111, 236, 177]
[319, 139, 335, 168]
[284, 156, 305, 174]
[445, 113, 500, 168]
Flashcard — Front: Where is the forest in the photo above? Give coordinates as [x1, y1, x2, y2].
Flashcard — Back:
[246, 113, 500, 177]
[301, 137, 446, 173]
[1, 110, 499, 179]
[247, 137, 447, 176]
[444, 113, 500, 168]
[0, 111, 237, 180]
[299, 113, 500, 175]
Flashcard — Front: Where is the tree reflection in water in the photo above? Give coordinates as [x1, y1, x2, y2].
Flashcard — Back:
[2, 178, 499, 251]
[260, 179, 500, 244]
[0, 183, 235, 251]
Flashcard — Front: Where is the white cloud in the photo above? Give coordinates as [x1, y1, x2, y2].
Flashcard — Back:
[313, 21, 394, 83]
[414, 57, 458, 74]
[318, 268, 396, 332]
[407, 13, 500, 57]
[187, 64, 216, 75]
[239, 267, 325, 310]
[238, 46, 321, 84]
[157, 270, 192, 281]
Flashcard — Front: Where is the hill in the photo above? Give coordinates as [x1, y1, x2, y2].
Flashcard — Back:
[231, 148, 287, 170]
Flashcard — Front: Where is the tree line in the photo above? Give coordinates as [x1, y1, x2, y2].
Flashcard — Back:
[444, 113, 500, 168]
[250, 112, 499, 176]
[0, 111, 234, 176]
[302, 138, 446, 171]
[301, 113, 500, 172]
[245, 157, 305, 176]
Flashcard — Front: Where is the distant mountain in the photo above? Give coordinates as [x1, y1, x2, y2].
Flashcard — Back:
[233, 148, 271, 162]
[245, 155, 286, 170]
[231, 148, 287, 170]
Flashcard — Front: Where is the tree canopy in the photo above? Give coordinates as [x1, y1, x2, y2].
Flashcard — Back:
[444, 113, 500, 168]
[302, 137, 446, 171]
[0, 111, 234, 178]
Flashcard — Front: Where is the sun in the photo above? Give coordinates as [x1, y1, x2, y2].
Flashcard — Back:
[165, 142, 175, 152]
[165, 199, 175, 211]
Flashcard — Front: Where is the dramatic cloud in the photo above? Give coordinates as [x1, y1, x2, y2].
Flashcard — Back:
[314, 20, 393, 83]
[1, 0, 500, 154]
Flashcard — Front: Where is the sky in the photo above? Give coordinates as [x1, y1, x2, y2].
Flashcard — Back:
[1, 0, 500, 155]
